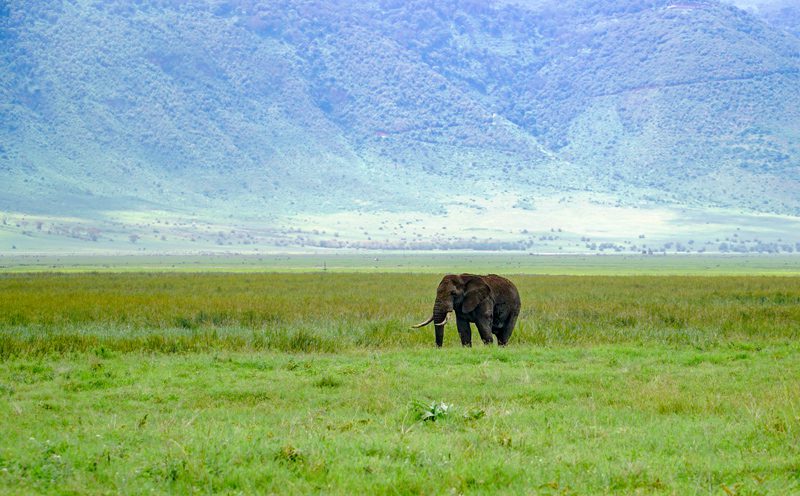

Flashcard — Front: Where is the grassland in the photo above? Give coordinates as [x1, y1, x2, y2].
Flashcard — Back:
[2, 346, 798, 494]
[1, 272, 799, 355]
[2, 253, 799, 275]
[1, 269, 799, 493]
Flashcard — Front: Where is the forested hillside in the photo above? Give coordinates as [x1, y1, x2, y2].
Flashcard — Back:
[2, 0, 799, 251]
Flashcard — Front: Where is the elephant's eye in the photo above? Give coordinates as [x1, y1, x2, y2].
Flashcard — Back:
[450, 290, 457, 295]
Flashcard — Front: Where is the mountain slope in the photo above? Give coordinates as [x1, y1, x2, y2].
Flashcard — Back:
[1, 0, 799, 252]
[723, 0, 800, 38]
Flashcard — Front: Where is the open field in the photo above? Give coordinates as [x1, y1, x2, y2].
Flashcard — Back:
[1, 253, 799, 275]
[2, 346, 799, 494]
[1, 270, 799, 493]
[1, 272, 800, 354]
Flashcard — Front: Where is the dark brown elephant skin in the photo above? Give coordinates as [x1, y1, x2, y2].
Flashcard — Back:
[413, 274, 521, 347]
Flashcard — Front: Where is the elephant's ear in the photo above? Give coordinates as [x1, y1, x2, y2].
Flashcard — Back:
[462, 278, 491, 313]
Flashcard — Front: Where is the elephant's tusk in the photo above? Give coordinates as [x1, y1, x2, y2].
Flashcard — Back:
[435, 314, 449, 326]
[411, 315, 434, 328]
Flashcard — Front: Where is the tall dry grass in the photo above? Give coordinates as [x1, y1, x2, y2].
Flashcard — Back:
[1, 273, 798, 356]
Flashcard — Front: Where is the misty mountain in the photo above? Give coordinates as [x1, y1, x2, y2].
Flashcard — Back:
[2, 0, 799, 251]
[722, 1, 800, 38]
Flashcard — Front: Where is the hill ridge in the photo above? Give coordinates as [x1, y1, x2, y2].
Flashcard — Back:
[1, 0, 799, 252]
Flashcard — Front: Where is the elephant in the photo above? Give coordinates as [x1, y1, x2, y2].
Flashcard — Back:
[413, 274, 520, 347]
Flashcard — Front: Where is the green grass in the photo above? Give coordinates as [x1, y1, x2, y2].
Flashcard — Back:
[1, 254, 799, 275]
[1, 347, 798, 494]
[1, 271, 799, 493]
[0, 272, 799, 356]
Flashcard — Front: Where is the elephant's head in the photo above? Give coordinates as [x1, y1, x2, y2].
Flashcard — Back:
[412, 274, 491, 347]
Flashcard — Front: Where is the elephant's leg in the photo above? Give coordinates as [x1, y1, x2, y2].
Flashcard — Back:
[456, 317, 472, 347]
[496, 312, 518, 346]
[475, 318, 494, 345]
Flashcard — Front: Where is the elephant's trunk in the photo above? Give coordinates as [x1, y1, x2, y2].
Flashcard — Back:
[432, 300, 450, 348]
[434, 323, 445, 348]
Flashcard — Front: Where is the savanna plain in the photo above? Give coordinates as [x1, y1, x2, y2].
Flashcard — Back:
[0, 256, 799, 494]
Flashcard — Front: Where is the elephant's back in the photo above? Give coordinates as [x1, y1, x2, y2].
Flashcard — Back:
[485, 274, 520, 301]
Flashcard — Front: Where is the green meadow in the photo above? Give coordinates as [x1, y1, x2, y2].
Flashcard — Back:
[1, 260, 799, 494]
[2, 253, 799, 275]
